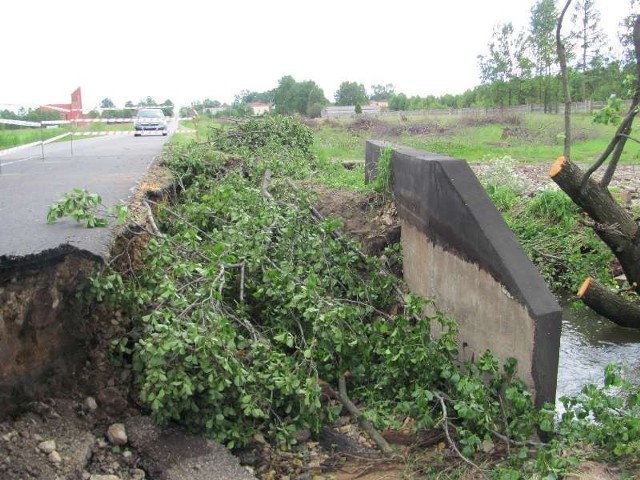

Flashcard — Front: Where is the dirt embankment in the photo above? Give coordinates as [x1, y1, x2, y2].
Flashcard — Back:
[0, 246, 102, 419]
[0, 163, 213, 480]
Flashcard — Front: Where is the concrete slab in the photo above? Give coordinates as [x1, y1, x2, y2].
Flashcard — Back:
[366, 140, 562, 407]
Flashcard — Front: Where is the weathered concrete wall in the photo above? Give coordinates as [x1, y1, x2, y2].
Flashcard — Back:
[366, 140, 562, 407]
[0, 246, 101, 417]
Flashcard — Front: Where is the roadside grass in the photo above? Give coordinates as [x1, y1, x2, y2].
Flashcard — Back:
[177, 117, 226, 138]
[312, 127, 365, 161]
[178, 120, 195, 130]
[166, 132, 196, 146]
[195, 117, 216, 138]
[0, 127, 71, 149]
[313, 159, 369, 192]
[0, 122, 137, 149]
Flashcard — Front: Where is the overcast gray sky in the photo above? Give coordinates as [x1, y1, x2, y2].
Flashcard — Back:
[1, 0, 635, 111]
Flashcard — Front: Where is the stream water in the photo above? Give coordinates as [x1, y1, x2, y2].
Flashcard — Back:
[556, 301, 640, 399]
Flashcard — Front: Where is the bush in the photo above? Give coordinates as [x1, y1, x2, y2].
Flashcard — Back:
[94, 119, 540, 455]
[481, 163, 615, 292]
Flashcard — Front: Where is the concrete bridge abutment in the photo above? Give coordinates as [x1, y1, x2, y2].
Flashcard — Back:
[366, 140, 562, 407]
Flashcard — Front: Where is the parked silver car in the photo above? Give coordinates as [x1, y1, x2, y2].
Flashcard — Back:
[133, 108, 168, 136]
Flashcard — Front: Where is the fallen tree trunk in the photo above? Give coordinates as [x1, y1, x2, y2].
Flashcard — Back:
[550, 156, 640, 292]
[578, 277, 640, 328]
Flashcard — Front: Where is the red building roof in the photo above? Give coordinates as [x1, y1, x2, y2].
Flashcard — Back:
[40, 87, 83, 120]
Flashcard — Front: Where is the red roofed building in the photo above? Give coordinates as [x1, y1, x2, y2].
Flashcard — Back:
[40, 87, 83, 120]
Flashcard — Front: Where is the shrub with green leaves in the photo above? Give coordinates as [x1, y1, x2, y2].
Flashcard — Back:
[106, 167, 537, 453]
[206, 115, 316, 178]
[84, 122, 540, 456]
[481, 162, 615, 292]
[535, 363, 640, 472]
[373, 146, 393, 195]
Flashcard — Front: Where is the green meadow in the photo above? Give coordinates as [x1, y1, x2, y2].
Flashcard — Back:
[311, 112, 640, 165]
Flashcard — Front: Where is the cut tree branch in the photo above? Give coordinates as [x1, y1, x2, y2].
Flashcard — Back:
[336, 374, 392, 455]
[143, 199, 165, 238]
[433, 391, 487, 477]
[582, 112, 636, 188]
[550, 156, 640, 291]
[617, 133, 640, 145]
[261, 169, 274, 201]
[578, 277, 640, 328]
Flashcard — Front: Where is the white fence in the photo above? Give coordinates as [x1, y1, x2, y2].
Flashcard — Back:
[0, 118, 73, 159]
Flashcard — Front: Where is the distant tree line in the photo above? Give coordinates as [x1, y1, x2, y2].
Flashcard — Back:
[5, 0, 629, 122]
[473, 0, 639, 112]
[198, 1, 638, 116]
[0, 97, 176, 125]
[0, 108, 61, 129]
[182, 80, 398, 119]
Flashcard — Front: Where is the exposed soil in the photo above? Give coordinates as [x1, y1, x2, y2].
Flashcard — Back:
[305, 184, 401, 255]
[2, 159, 639, 480]
[346, 117, 451, 137]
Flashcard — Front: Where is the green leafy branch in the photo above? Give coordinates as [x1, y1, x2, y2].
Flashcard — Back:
[90, 133, 540, 459]
[592, 94, 626, 127]
[47, 188, 128, 228]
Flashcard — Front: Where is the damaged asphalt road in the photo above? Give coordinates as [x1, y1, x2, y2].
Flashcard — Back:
[0, 129, 258, 479]
[0, 131, 170, 258]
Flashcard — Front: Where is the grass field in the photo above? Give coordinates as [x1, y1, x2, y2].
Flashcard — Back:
[143, 111, 640, 169]
[311, 112, 640, 165]
[0, 127, 72, 149]
[0, 122, 134, 149]
[177, 117, 224, 138]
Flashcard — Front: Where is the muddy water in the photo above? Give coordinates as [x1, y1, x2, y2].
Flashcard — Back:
[556, 302, 640, 399]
